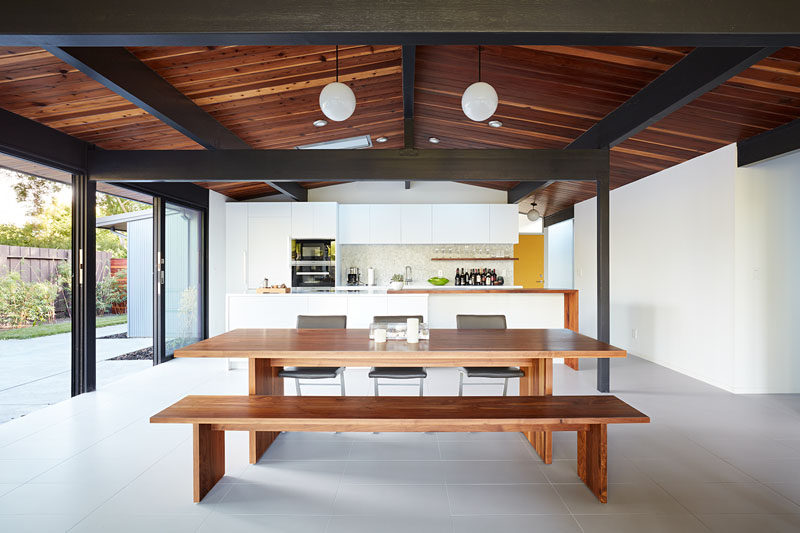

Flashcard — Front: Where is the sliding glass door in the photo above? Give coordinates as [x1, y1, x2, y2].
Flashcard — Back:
[163, 202, 203, 358]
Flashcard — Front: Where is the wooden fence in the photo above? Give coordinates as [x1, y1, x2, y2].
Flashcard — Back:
[0, 245, 111, 283]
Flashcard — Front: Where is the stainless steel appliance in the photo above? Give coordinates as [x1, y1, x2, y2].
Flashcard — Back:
[347, 267, 360, 285]
[291, 239, 335, 288]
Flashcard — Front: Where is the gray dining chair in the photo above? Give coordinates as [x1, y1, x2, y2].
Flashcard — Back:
[278, 315, 347, 396]
[456, 314, 523, 396]
[369, 315, 427, 396]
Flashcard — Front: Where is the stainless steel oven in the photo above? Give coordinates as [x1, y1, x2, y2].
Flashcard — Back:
[291, 260, 335, 288]
[294, 239, 332, 261]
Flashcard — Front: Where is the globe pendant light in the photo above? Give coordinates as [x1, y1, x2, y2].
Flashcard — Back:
[461, 46, 498, 122]
[527, 201, 541, 222]
[319, 45, 356, 122]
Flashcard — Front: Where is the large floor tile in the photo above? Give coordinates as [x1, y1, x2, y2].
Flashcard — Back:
[259, 441, 351, 462]
[327, 515, 453, 533]
[223, 460, 344, 488]
[452, 515, 581, 533]
[443, 460, 547, 484]
[0, 514, 83, 532]
[347, 441, 440, 461]
[554, 481, 687, 515]
[333, 484, 450, 517]
[661, 482, 800, 515]
[542, 458, 649, 484]
[438, 441, 537, 461]
[447, 483, 569, 515]
[0, 482, 114, 516]
[734, 458, 800, 483]
[198, 513, 329, 533]
[631, 455, 753, 484]
[699, 513, 800, 533]
[575, 514, 710, 533]
[0, 458, 61, 484]
[70, 511, 208, 533]
[765, 482, 800, 507]
[342, 460, 445, 484]
[213, 481, 339, 515]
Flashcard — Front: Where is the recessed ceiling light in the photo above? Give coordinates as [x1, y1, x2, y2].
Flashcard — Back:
[488, 120, 503, 128]
[313, 119, 328, 127]
[428, 137, 441, 144]
[375, 136, 388, 143]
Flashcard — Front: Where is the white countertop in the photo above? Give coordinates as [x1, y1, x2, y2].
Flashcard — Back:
[334, 284, 523, 291]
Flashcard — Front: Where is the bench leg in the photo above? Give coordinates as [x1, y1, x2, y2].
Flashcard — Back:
[577, 423, 607, 503]
[193, 424, 225, 503]
[249, 359, 283, 464]
[519, 359, 553, 464]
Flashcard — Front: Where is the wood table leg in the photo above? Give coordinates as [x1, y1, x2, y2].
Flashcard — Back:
[193, 423, 225, 503]
[248, 358, 283, 464]
[564, 291, 580, 371]
[577, 423, 608, 503]
[520, 359, 553, 464]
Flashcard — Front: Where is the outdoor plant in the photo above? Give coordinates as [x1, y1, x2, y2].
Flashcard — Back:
[0, 271, 57, 327]
[95, 265, 126, 316]
[56, 260, 72, 318]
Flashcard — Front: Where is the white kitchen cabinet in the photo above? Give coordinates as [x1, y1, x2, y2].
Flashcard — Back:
[401, 204, 433, 244]
[369, 204, 402, 244]
[227, 295, 308, 329]
[489, 204, 520, 244]
[432, 204, 490, 244]
[386, 295, 428, 321]
[225, 203, 249, 294]
[291, 202, 337, 239]
[247, 216, 291, 289]
[249, 203, 291, 218]
[338, 204, 370, 244]
[346, 295, 388, 327]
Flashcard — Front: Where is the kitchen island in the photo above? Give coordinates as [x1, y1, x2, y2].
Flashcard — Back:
[226, 287, 580, 369]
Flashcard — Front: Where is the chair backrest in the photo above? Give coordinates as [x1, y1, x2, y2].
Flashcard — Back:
[372, 315, 424, 324]
[456, 314, 507, 330]
[297, 315, 347, 329]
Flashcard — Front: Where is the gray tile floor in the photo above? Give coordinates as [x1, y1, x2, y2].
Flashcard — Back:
[0, 355, 799, 532]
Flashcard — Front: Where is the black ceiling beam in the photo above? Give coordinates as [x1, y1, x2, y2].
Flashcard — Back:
[737, 118, 800, 167]
[87, 148, 609, 182]
[46, 46, 306, 201]
[266, 181, 308, 202]
[113, 182, 209, 210]
[3, 1, 800, 46]
[543, 206, 575, 228]
[0, 108, 88, 173]
[402, 45, 416, 121]
[508, 181, 554, 204]
[568, 47, 779, 150]
[508, 46, 777, 204]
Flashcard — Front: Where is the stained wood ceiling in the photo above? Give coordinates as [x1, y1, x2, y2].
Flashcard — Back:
[1, 45, 799, 213]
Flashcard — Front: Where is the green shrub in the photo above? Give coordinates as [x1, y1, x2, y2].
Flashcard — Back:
[0, 272, 58, 327]
[95, 265, 126, 316]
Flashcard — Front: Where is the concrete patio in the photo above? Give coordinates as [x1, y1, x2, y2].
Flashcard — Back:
[0, 325, 152, 423]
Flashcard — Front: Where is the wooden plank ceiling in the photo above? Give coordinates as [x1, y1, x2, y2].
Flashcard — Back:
[1, 45, 799, 212]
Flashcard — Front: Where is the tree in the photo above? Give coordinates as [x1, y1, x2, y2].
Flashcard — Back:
[12, 173, 63, 216]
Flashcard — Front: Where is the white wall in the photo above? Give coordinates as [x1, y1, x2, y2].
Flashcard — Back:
[208, 190, 227, 337]
[574, 144, 738, 390]
[734, 151, 800, 393]
[545, 219, 573, 289]
[307, 181, 507, 204]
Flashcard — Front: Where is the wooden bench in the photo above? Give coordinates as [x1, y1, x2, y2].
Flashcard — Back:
[151, 395, 649, 503]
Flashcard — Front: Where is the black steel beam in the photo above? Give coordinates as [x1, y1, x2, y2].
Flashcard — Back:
[402, 45, 416, 120]
[88, 149, 609, 182]
[596, 174, 610, 393]
[570, 47, 778, 150]
[738, 118, 800, 167]
[46, 47, 306, 200]
[2, 1, 800, 46]
[543, 206, 574, 228]
[0, 108, 88, 173]
[71, 174, 96, 395]
[508, 181, 553, 204]
[113, 182, 209, 210]
[267, 181, 308, 202]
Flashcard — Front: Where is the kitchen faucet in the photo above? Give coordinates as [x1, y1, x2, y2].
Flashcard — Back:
[405, 265, 412, 285]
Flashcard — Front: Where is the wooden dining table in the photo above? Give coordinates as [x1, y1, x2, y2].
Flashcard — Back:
[174, 327, 626, 464]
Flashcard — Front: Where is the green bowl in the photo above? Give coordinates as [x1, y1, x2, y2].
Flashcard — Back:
[427, 277, 450, 286]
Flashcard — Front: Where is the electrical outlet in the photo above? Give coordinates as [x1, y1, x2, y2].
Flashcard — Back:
[632, 328, 638, 340]
[577, 267, 583, 277]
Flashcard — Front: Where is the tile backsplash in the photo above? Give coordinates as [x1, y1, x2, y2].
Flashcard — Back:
[340, 244, 514, 286]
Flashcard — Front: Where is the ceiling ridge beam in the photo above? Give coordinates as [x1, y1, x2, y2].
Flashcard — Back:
[508, 46, 778, 204]
[737, 117, 800, 167]
[0, 107, 89, 173]
[45, 46, 307, 201]
[87, 148, 609, 182]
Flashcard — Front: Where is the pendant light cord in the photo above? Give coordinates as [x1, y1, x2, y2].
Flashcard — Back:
[478, 45, 482, 82]
[335, 45, 339, 83]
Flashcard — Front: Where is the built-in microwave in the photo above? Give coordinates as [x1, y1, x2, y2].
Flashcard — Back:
[292, 239, 333, 261]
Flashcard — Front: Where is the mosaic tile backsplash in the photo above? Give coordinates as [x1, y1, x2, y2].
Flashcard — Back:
[339, 244, 515, 286]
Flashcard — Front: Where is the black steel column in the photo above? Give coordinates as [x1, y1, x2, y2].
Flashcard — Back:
[596, 173, 610, 392]
[152, 197, 166, 365]
[70, 174, 96, 396]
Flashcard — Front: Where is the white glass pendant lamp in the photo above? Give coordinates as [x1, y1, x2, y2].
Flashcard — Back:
[319, 45, 356, 122]
[461, 46, 498, 122]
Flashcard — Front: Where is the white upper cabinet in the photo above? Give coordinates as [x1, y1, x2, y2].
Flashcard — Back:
[401, 204, 433, 244]
[247, 216, 291, 289]
[248, 203, 290, 218]
[225, 203, 249, 293]
[432, 204, 490, 244]
[291, 202, 337, 238]
[338, 204, 370, 244]
[489, 204, 520, 244]
[369, 205, 402, 244]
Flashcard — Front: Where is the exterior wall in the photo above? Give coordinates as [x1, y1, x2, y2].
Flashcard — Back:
[127, 217, 153, 338]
